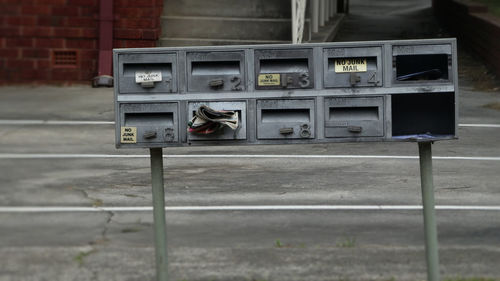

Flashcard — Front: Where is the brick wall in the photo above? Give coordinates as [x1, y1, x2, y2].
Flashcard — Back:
[433, 0, 500, 78]
[0, 0, 163, 85]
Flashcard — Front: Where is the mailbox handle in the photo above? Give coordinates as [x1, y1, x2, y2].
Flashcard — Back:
[348, 126, 363, 133]
[279, 127, 294, 135]
[144, 131, 158, 139]
[209, 79, 224, 88]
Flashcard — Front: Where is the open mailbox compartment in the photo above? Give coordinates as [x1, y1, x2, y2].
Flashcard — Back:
[392, 44, 452, 84]
[254, 49, 314, 90]
[391, 92, 455, 139]
[324, 47, 382, 88]
[119, 103, 179, 146]
[257, 99, 315, 139]
[187, 101, 247, 141]
[118, 53, 177, 94]
[187, 51, 245, 92]
[324, 97, 384, 138]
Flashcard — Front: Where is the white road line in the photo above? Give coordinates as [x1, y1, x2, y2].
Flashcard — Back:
[0, 120, 114, 125]
[0, 120, 498, 128]
[0, 154, 499, 161]
[1, 205, 500, 213]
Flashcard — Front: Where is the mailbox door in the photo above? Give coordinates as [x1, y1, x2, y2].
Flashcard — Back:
[257, 99, 315, 139]
[254, 49, 314, 90]
[187, 101, 247, 141]
[118, 53, 177, 94]
[120, 103, 179, 145]
[392, 44, 452, 84]
[187, 51, 245, 92]
[324, 97, 384, 138]
[324, 47, 382, 88]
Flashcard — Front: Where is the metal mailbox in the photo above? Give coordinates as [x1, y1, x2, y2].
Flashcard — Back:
[323, 47, 382, 87]
[120, 103, 179, 145]
[392, 44, 452, 84]
[254, 49, 314, 90]
[187, 101, 247, 141]
[118, 53, 177, 93]
[257, 99, 315, 139]
[324, 97, 384, 138]
[187, 51, 245, 92]
[114, 38, 458, 148]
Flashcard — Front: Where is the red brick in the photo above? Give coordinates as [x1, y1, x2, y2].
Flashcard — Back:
[6, 16, 37, 26]
[37, 0, 67, 4]
[141, 29, 158, 40]
[0, 27, 21, 37]
[52, 68, 80, 80]
[114, 28, 142, 39]
[113, 39, 126, 48]
[22, 48, 50, 59]
[22, 26, 53, 37]
[0, 48, 19, 58]
[7, 59, 35, 69]
[35, 38, 64, 48]
[6, 38, 33, 48]
[51, 6, 79, 17]
[79, 6, 98, 17]
[53, 27, 83, 38]
[0, 5, 20, 15]
[67, 0, 96, 6]
[79, 49, 97, 60]
[116, 18, 155, 29]
[22, 6, 51, 15]
[37, 16, 64, 26]
[36, 59, 51, 69]
[81, 28, 97, 38]
[66, 17, 97, 28]
[65, 38, 96, 49]
[125, 40, 155, 48]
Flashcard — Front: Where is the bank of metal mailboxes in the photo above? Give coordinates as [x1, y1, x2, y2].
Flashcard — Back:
[114, 38, 458, 148]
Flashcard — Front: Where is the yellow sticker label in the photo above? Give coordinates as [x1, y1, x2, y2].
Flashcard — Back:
[334, 58, 367, 73]
[258, 74, 280, 86]
[121, 127, 137, 143]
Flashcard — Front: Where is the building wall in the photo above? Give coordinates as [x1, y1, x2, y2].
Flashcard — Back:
[0, 0, 163, 85]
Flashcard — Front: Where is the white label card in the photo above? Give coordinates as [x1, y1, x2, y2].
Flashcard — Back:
[135, 71, 162, 83]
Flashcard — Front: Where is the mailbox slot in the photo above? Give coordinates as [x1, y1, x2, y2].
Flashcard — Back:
[187, 101, 247, 140]
[392, 92, 455, 137]
[393, 44, 452, 83]
[324, 47, 382, 88]
[324, 97, 384, 138]
[257, 99, 315, 139]
[254, 49, 314, 90]
[120, 103, 179, 144]
[187, 51, 245, 92]
[118, 53, 177, 93]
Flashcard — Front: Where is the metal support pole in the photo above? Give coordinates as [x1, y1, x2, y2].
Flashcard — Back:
[319, 0, 325, 26]
[150, 148, 168, 281]
[325, 0, 329, 21]
[330, 0, 335, 17]
[418, 142, 440, 281]
[311, 0, 319, 33]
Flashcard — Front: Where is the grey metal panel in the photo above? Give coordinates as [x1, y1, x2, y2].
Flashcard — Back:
[118, 53, 178, 94]
[187, 101, 247, 141]
[323, 47, 383, 88]
[324, 97, 384, 138]
[113, 38, 458, 148]
[257, 99, 315, 139]
[392, 44, 454, 85]
[254, 48, 315, 90]
[120, 103, 179, 144]
[186, 51, 246, 92]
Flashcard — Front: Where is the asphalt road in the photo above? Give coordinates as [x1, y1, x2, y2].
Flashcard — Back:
[1, 0, 500, 280]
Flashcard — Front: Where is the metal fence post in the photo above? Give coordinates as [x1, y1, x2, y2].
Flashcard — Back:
[311, 0, 319, 32]
[418, 142, 440, 281]
[319, 0, 325, 26]
[150, 148, 169, 281]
